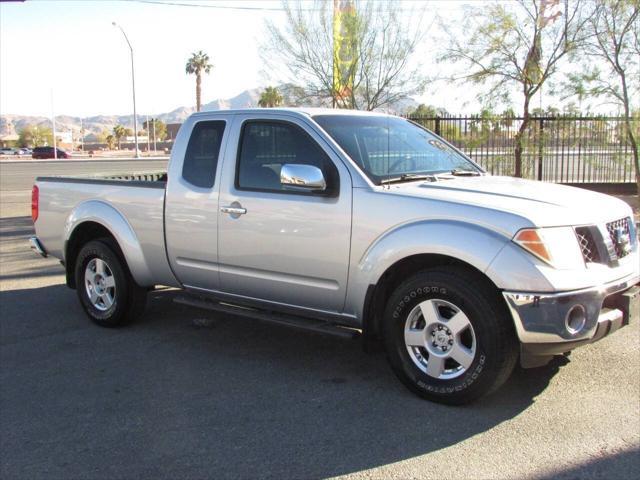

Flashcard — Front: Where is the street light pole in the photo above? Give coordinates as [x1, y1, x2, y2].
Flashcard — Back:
[112, 21, 140, 159]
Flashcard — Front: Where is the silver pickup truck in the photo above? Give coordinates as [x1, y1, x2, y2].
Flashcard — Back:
[30, 108, 639, 404]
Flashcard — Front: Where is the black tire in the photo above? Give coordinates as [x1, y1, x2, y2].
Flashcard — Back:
[382, 267, 518, 405]
[74, 238, 147, 327]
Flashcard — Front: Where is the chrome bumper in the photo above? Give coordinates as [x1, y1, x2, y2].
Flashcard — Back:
[29, 236, 47, 257]
[503, 274, 639, 344]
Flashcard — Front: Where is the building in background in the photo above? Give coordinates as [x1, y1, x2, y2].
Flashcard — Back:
[166, 123, 181, 141]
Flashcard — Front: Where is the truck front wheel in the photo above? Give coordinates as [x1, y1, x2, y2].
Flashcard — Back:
[74, 239, 146, 327]
[382, 267, 518, 405]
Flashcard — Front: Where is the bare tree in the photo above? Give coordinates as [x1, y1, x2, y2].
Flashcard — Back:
[262, 0, 427, 111]
[565, 0, 639, 198]
[440, 0, 588, 177]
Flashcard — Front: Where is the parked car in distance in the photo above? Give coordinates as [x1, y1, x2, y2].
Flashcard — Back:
[0, 147, 17, 155]
[32, 147, 71, 159]
[29, 108, 639, 405]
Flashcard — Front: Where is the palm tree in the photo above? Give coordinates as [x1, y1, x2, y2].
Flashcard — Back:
[105, 134, 116, 150]
[113, 124, 126, 149]
[258, 86, 284, 108]
[185, 51, 213, 112]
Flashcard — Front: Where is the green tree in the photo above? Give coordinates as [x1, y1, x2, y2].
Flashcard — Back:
[407, 104, 456, 138]
[96, 129, 110, 143]
[185, 50, 213, 112]
[17, 125, 53, 147]
[258, 86, 284, 107]
[142, 118, 167, 141]
[499, 107, 516, 129]
[408, 104, 447, 117]
[263, 0, 427, 110]
[440, 0, 589, 177]
[565, 0, 639, 200]
[105, 134, 116, 150]
[113, 124, 126, 149]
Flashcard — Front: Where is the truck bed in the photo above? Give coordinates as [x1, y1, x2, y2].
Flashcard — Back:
[34, 171, 176, 287]
[37, 171, 167, 186]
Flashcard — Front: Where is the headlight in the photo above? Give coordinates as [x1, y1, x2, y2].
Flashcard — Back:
[513, 227, 584, 269]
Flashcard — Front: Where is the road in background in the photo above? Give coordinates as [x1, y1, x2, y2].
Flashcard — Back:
[0, 161, 638, 479]
[0, 159, 168, 217]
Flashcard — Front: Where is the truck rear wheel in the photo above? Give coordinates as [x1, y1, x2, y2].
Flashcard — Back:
[382, 267, 518, 405]
[74, 239, 146, 327]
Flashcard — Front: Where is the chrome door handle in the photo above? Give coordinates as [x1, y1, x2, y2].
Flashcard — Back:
[220, 206, 247, 215]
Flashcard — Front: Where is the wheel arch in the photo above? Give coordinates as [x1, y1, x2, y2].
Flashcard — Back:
[64, 201, 154, 288]
[362, 253, 506, 347]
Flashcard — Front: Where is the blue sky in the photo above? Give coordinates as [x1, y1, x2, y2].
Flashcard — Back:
[1, 0, 604, 118]
[1, 0, 287, 116]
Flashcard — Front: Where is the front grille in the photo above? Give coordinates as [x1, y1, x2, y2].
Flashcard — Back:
[575, 227, 600, 263]
[606, 217, 632, 259]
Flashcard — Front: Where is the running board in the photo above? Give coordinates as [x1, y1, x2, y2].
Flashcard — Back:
[174, 294, 360, 340]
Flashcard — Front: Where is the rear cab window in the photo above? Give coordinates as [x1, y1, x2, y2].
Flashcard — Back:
[182, 121, 226, 188]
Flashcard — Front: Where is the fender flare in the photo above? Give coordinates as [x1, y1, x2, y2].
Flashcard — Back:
[346, 219, 518, 321]
[360, 219, 510, 287]
[63, 200, 154, 286]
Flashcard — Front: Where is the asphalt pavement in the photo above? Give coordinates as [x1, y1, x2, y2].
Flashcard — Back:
[0, 160, 639, 479]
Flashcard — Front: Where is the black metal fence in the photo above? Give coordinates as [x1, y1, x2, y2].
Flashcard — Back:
[406, 114, 638, 183]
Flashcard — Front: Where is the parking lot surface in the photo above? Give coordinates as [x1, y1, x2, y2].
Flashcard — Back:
[1, 161, 638, 479]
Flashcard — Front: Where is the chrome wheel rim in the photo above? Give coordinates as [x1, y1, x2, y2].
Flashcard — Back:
[84, 258, 116, 311]
[404, 298, 477, 380]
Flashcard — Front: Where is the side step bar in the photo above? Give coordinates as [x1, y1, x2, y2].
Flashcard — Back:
[174, 294, 360, 340]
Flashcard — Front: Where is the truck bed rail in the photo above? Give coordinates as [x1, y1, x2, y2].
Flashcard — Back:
[37, 171, 167, 188]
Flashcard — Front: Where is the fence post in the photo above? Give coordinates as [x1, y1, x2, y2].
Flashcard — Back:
[537, 117, 544, 181]
[435, 116, 441, 136]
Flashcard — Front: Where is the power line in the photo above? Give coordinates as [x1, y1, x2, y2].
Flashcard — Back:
[126, 0, 520, 12]
[128, 0, 295, 11]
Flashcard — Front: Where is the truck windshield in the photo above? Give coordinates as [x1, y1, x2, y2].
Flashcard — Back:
[313, 114, 482, 184]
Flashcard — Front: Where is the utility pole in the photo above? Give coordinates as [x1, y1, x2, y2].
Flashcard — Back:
[146, 115, 150, 154]
[152, 118, 157, 153]
[51, 89, 57, 159]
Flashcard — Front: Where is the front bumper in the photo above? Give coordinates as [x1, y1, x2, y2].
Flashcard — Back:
[503, 274, 639, 365]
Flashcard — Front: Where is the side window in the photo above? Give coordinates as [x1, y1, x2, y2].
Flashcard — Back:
[236, 121, 337, 193]
[182, 120, 226, 188]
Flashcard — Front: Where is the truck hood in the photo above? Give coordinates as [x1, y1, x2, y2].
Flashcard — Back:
[389, 176, 632, 227]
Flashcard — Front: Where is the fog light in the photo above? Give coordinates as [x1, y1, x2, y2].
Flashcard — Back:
[565, 305, 587, 334]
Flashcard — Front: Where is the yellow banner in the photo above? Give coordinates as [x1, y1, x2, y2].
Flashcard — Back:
[333, 0, 357, 103]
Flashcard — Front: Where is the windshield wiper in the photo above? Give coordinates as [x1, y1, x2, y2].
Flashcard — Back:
[450, 168, 481, 176]
[379, 173, 436, 185]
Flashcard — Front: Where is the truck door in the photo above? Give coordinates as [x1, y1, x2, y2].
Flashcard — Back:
[216, 114, 352, 314]
[164, 116, 231, 290]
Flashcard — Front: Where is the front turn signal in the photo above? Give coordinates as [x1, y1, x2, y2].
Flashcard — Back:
[513, 229, 553, 264]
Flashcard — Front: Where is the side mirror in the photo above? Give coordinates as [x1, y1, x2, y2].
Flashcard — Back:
[280, 164, 327, 192]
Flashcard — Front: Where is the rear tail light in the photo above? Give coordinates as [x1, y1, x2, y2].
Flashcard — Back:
[31, 185, 39, 223]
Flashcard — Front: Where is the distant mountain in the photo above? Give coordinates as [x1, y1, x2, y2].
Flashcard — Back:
[153, 87, 264, 124]
[0, 85, 418, 140]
